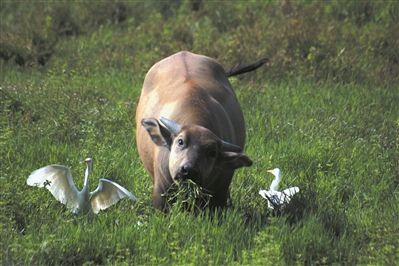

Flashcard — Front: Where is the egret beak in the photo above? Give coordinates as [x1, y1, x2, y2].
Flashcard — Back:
[267, 169, 273, 174]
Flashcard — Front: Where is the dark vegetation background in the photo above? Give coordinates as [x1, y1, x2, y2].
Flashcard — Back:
[1, 0, 398, 85]
[1, 1, 398, 265]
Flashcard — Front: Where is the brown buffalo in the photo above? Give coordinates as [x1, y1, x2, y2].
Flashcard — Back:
[135, 51, 266, 210]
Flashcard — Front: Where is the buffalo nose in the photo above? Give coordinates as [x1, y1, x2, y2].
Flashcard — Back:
[178, 163, 195, 179]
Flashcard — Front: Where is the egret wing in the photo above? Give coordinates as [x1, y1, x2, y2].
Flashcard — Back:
[259, 189, 272, 200]
[259, 190, 280, 209]
[27, 165, 79, 207]
[90, 178, 136, 214]
[279, 187, 299, 204]
[282, 187, 299, 198]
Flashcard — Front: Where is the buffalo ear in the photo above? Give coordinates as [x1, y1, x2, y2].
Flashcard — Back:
[221, 151, 253, 169]
[141, 118, 173, 148]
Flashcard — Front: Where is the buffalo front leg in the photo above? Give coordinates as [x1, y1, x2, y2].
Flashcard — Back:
[153, 171, 173, 211]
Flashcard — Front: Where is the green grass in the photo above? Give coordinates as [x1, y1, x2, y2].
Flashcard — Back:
[1, 1, 399, 265]
[1, 65, 398, 265]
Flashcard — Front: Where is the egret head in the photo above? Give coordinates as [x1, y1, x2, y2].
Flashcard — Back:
[84, 158, 93, 171]
[267, 168, 281, 179]
[84, 158, 93, 164]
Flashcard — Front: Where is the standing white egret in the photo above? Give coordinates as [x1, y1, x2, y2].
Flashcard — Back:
[259, 168, 299, 210]
[27, 158, 137, 214]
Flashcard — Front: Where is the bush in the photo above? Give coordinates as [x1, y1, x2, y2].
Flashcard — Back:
[1, 1, 398, 84]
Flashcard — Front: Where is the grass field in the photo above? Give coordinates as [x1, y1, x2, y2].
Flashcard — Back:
[1, 1, 398, 265]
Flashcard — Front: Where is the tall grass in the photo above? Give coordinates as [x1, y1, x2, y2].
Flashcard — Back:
[1, 1, 398, 84]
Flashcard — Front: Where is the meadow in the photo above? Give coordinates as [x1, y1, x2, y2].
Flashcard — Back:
[1, 1, 398, 265]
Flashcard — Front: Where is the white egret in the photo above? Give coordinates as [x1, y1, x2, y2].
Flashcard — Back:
[259, 168, 299, 210]
[27, 158, 137, 214]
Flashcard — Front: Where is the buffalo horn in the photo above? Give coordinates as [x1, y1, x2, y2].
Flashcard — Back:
[160, 117, 182, 135]
[221, 140, 242, 152]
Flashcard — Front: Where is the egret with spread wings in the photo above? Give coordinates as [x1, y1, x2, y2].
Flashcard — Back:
[27, 158, 136, 214]
[259, 168, 299, 210]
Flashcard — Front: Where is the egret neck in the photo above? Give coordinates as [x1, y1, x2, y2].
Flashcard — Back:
[268, 168, 281, 191]
[83, 158, 93, 189]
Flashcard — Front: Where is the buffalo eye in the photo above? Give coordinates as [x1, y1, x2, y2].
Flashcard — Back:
[177, 138, 184, 147]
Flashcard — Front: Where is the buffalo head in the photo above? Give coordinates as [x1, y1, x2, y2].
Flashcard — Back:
[141, 117, 252, 187]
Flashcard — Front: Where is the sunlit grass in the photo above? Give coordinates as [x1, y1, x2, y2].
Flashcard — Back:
[1, 65, 397, 264]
